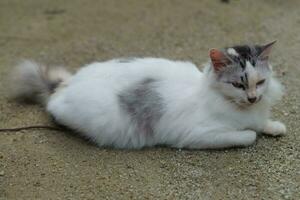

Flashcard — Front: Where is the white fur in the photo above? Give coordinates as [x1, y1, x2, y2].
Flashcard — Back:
[227, 48, 239, 56]
[263, 120, 286, 136]
[45, 58, 285, 149]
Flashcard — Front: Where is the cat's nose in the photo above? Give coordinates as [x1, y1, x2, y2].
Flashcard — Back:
[247, 97, 257, 103]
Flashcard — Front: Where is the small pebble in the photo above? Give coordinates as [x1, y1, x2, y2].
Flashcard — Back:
[0, 171, 5, 176]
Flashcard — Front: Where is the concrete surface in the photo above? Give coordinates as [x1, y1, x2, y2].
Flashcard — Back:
[0, 0, 299, 199]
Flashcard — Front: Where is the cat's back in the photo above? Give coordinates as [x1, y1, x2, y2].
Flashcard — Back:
[71, 57, 202, 85]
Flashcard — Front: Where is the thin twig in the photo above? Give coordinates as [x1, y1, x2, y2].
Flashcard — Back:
[0, 125, 63, 132]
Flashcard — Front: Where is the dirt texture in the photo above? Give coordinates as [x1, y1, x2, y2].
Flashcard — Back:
[0, 0, 299, 199]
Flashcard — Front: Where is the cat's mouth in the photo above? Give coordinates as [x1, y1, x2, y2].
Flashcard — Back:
[224, 95, 263, 109]
[237, 95, 263, 107]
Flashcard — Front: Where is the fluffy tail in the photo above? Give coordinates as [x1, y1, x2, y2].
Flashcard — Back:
[8, 60, 72, 105]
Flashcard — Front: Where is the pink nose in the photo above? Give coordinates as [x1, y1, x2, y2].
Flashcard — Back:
[247, 97, 257, 103]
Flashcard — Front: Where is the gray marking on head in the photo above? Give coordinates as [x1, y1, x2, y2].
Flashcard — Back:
[240, 76, 244, 83]
[243, 72, 249, 89]
[225, 45, 264, 70]
[118, 78, 163, 135]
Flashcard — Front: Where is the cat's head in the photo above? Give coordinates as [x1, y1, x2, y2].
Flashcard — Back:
[209, 41, 276, 107]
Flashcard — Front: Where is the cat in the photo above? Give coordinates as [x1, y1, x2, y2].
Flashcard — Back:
[8, 41, 286, 149]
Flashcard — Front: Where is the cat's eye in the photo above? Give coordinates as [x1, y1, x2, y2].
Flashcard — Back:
[256, 79, 265, 86]
[231, 82, 245, 90]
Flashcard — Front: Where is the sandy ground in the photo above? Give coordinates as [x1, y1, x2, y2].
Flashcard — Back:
[0, 0, 300, 199]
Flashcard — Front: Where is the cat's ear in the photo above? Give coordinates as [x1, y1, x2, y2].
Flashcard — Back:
[258, 40, 276, 60]
[209, 49, 231, 72]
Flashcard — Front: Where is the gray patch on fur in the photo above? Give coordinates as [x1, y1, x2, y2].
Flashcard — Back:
[118, 78, 163, 135]
[117, 57, 136, 63]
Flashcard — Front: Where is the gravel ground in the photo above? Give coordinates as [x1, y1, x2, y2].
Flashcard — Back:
[0, 0, 299, 199]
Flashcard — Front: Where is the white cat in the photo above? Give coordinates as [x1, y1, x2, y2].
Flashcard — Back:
[9, 42, 286, 149]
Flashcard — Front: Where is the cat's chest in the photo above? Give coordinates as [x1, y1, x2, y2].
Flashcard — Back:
[220, 107, 268, 130]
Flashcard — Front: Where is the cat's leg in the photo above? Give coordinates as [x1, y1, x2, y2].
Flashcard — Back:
[177, 130, 257, 149]
[262, 120, 286, 136]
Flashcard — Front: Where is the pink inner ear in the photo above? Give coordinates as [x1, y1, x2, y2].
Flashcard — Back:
[209, 49, 229, 72]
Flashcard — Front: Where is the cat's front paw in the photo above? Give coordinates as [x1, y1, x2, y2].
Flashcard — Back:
[239, 130, 257, 146]
[263, 120, 286, 136]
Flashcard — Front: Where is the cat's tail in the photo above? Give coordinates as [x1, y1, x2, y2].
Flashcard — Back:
[8, 60, 72, 105]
